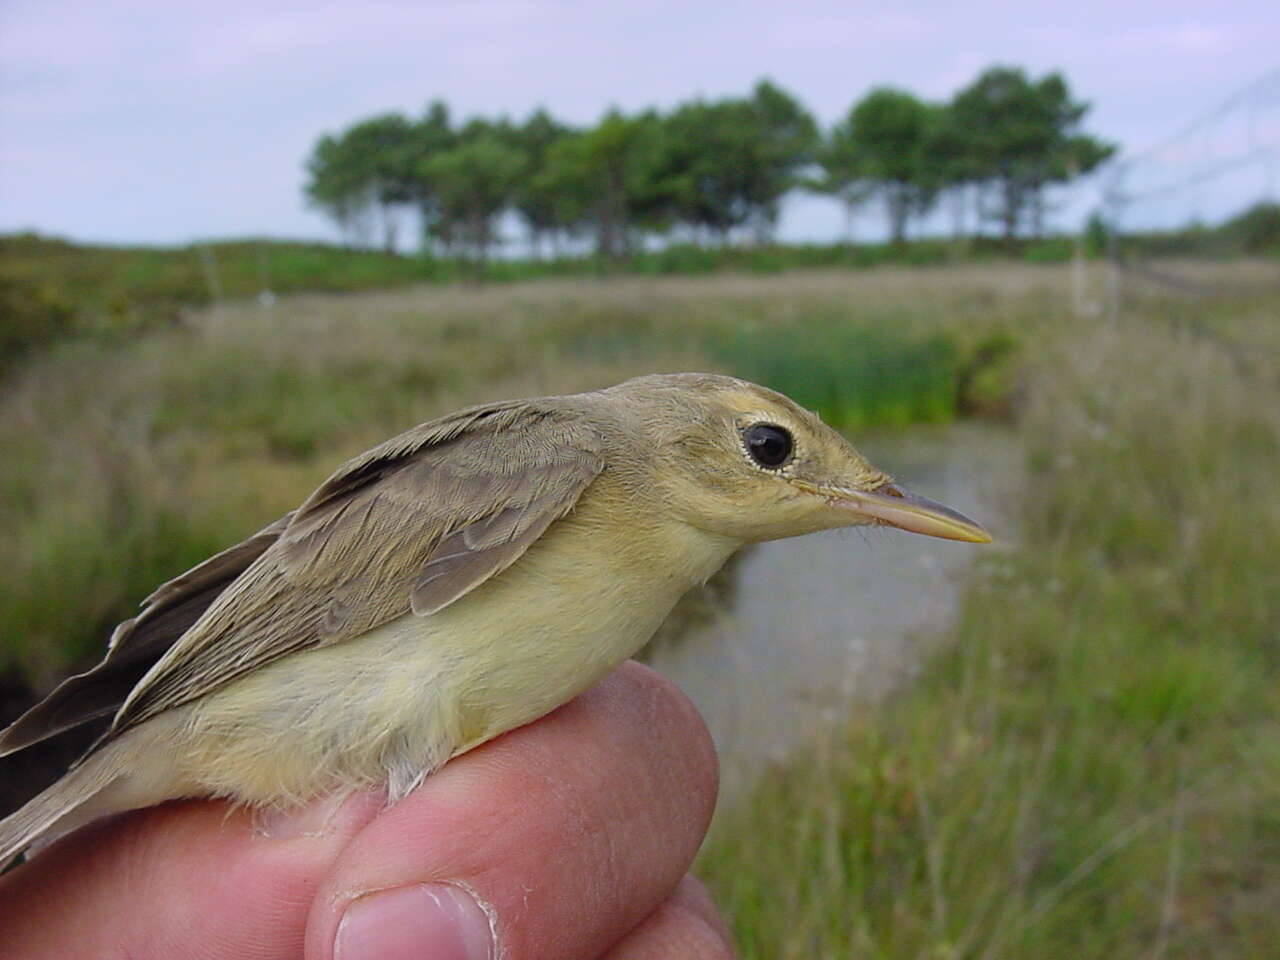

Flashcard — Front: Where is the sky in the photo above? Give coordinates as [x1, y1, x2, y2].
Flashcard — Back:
[1, 0, 1277, 247]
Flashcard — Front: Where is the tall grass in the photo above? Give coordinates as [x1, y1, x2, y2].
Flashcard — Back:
[698, 288, 1280, 957]
[711, 320, 959, 428]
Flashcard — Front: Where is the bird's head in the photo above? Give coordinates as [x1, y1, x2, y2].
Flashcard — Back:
[606, 373, 991, 546]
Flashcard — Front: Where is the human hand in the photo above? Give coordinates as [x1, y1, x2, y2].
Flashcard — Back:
[0, 662, 734, 959]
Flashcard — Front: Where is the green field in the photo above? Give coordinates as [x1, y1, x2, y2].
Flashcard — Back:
[1, 257, 1276, 955]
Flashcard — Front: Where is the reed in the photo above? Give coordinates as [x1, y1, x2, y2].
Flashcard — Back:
[711, 319, 960, 429]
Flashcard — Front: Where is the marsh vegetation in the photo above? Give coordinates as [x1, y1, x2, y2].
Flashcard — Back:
[1, 259, 1276, 955]
[699, 266, 1280, 958]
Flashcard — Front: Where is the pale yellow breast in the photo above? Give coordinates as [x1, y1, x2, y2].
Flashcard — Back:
[173, 506, 737, 807]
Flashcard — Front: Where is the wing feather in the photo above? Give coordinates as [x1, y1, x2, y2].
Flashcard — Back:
[0, 513, 293, 757]
[105, 400, 606, 739]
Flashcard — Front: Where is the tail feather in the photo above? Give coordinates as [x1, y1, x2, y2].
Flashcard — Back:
[0, 746, 125, 867]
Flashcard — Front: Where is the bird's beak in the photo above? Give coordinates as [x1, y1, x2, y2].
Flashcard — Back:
[828, 481, 993, 543]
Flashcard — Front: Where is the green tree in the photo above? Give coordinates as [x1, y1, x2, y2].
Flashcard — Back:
[510, 109, 574, 258]
[744, 80, 819, 241]
[660, 99, 760, 242]
[657, 82, 816, 245]
[924, 103, 984, 243]
[421, 120, 526, 272]
[304, 132, 372, 247]
[812, 115, 875, 241]
[538, 110, 666, 261]
[405, 101, 456, 254]
[950, 67, 1115, 240]
[340, 113, 417, 252]
[1219, 200, 1280, 253]
[838, 88, 940, 244]
[303, 113, 417, 252]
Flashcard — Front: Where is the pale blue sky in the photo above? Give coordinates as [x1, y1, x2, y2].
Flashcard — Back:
[1, 1, 1276, 246]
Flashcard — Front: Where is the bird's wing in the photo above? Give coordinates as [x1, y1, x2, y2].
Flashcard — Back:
[107, 399, 605, 739]
[0, 514, 293, 758]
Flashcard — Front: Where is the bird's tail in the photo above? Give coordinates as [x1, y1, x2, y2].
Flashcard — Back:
[0, 746, 126, 868]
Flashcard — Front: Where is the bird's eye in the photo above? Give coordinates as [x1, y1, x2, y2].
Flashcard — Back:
[743, 423, 794, 469]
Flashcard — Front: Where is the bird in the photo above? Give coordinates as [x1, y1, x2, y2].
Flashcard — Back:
[0, 372, 989, 865]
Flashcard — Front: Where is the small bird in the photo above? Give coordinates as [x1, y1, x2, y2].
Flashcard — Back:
[0, 373, 989, 864]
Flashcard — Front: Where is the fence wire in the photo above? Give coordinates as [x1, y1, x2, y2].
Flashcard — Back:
[1102, 66, 1280, 307]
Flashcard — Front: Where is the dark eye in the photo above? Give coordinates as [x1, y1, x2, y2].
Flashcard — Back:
[743, 423, 793, 469]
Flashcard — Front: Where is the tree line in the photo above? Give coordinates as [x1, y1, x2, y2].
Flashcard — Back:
[304, 66, 1115, 264]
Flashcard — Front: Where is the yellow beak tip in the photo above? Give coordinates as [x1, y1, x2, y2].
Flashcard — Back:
[831, 483, 993, 545]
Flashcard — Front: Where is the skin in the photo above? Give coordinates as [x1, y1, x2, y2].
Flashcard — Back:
[0, 663, 734, 960]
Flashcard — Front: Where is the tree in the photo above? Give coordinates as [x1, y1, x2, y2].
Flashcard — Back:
[303, 113, 417, 252]
[837, 88, 940, 244]
[303, 67, 1116, 256]
[922, 103, 984, 243]
[304, 132, 374, 247]
[339, 113, 417, 252]
[1219, 200, 1280, 253]
[743, 80, 819, 241]
[659, 99, 760, 242]
[812, 115, 875, 242]
[950, 67, 1115, 240]
[421, 120, 526, 271]
[655, 81, 816, 246]
[538, 110, 666, 261]
[510, 109, 574, 258]
[406, 100, 456, 254]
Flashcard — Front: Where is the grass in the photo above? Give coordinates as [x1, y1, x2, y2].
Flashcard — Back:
[697, 280, 1280, 957]
[711, 322, 961, 429]
[0, 233, 434, 355]
[1, 257, 1276, 955]
[5, 224, 1273, 369]
[0, 231, 1099, 367]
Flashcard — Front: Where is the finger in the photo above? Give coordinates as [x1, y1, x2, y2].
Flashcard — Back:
[0, 791, 382, 960]
[306, 661, 720, 960]
[599, 875, 737, 959]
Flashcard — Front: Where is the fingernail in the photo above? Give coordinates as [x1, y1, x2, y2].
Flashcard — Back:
[335, 883, 494, 960]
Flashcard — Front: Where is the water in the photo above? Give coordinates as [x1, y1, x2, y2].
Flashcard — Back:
[647, 421, 1022, 796]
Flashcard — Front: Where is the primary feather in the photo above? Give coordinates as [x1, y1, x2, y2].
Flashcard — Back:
[0, 513, 292, 760]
